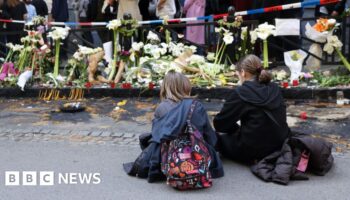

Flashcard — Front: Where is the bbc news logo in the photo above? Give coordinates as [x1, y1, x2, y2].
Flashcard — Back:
[5, 171, 101, 186]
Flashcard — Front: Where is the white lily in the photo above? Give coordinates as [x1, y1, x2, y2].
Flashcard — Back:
[79, 45, 94, 55]
[147, 31, 160, 42]
[188, 45, 197, 53]
[131, 42, 144, 52]
[255, 22, 276, 40]
[206, 52, 215, 61]
[10, 44, 24, 52]
[215, 27, 228, 34]
[143, 44, 153, 55]
[223, 32, 234, 45]
[47, 26, 70, 41]
[129, 52, 136, 62]
[241, 26, 248, 40]
[6, 43, 14, 49]
[249, 30, 258, 44]
[139, 56, 150, 65]
[150, 48, 161, 59]
[324, 35, 343, 55]
[73, 52, 84, 61]
[187, 55, 206, 66]
[32, 16, 46, 25]
[273, 70, 288, 81]
[107, 19, 122, 30]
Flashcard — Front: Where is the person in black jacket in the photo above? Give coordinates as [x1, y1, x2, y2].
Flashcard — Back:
[32, 0, 48, 17]
[1, 0, 28, 44]
[214, 54, 289, 163]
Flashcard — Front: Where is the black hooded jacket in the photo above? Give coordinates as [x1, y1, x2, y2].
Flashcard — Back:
[214, 81, 289, 161]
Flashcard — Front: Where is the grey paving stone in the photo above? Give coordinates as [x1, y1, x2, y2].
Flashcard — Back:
[77, 130, 91, 136]
[49, 130, 62, 135]
[110, 132, 123, 137]
[0, 133, 9, 137]
[98, 131, 110, 137]
[40, 129, 51, 134]
[89, 131, 102, 137]
[59, 130, 72, 135]
[123, 138, 137, 143]
[11, 129, 26, 134]
[31, 128, 42, 134]
[123, 133, 135, 138]
[0, 128, 10, 133]
[0, 136, 9, 141]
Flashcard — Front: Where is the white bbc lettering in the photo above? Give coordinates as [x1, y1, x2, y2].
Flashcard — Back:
[79, 173, 93, 184]
[5, 171, 101, 185]
[5, 171, 19, 186]
[69, 173, 78, 184]
[58, 173, 69, 184]
[23, 171, 37, 186]
[92, 173, 101, 184]
[39, 171, 54, 186]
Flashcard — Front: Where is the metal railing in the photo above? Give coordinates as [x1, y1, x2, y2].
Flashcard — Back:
[0, 15, 349, 67]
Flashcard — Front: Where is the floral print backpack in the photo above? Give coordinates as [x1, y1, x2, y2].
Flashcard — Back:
[161, 101, 212, 190]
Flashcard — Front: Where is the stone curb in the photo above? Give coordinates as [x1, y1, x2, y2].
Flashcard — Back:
[0, 127, 139, 141]
[0, 87, 349, 100]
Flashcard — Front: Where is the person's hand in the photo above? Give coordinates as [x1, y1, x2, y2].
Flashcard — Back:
[331, 11, 339, 17]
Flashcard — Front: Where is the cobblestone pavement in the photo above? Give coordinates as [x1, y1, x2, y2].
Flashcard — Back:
[0, 131, 139, 146]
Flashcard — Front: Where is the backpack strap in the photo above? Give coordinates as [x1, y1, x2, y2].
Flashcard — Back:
[262, 109, 281, 128]
[187, 100, 197, 123]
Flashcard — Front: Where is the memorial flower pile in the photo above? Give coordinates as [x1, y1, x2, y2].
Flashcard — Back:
[1, 15, 350, 90]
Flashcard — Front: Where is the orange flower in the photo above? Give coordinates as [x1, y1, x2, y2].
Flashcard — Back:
[313, 18, 332, 32]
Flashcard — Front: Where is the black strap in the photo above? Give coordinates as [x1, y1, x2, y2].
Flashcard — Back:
[262, 109, 281, 128]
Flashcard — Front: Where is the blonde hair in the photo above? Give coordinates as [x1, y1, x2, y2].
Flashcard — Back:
[160, 71, 192, 102]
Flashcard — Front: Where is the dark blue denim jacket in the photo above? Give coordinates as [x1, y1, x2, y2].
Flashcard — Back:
[124, 99, 224, 182]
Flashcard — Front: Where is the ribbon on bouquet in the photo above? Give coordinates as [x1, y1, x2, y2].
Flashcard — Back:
[0, 0, 340, 27]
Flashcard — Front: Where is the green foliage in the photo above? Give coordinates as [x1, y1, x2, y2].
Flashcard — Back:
[312, 71, 350, 87]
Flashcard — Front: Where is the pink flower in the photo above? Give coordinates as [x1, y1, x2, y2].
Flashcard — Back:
[304, 73, 314, 79]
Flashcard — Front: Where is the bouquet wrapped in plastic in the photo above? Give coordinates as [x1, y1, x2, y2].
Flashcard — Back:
[305, 18, 336, 71]
[284, 50, 307, 83]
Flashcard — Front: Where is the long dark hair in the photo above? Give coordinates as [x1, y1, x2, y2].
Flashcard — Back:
[236, 54, 272, 84]
[6, 0, 20, 7]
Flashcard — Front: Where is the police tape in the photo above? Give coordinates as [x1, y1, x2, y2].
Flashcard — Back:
[0, 0, 340, 27]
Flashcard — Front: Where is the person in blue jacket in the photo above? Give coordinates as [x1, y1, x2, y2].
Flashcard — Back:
[124, 71, 224, 182]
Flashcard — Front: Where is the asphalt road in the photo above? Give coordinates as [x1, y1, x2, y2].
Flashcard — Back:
[0, 139, 349, 200]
